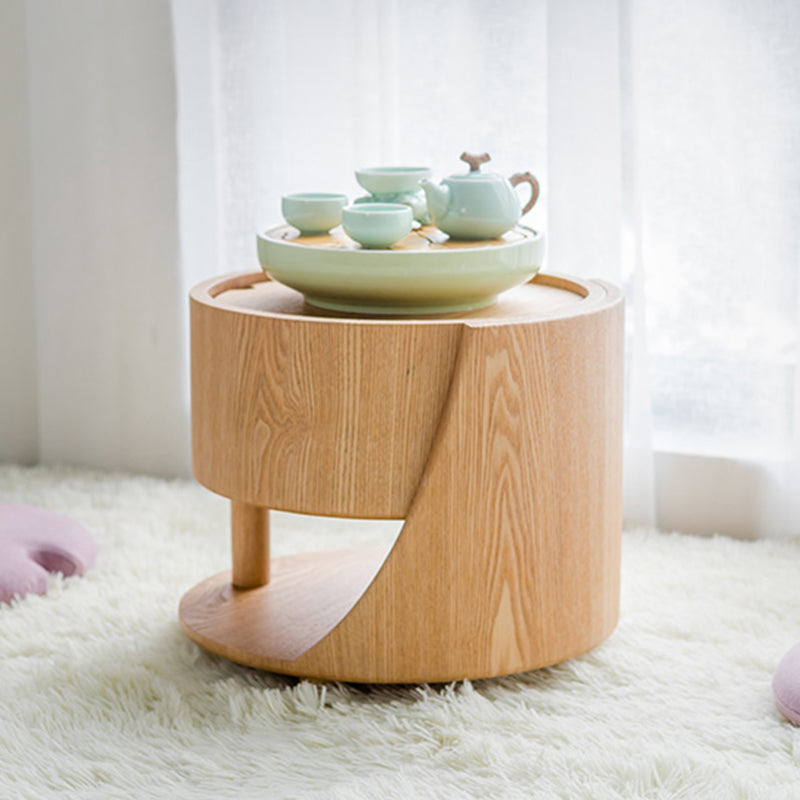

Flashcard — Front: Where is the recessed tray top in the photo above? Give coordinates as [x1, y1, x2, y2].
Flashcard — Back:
[256, 224, 545, 316]
[200, 271, 605, 325]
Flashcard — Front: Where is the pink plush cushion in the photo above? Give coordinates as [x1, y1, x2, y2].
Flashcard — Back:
[773, 641, 800, 725]
[0, 502, 96, 604]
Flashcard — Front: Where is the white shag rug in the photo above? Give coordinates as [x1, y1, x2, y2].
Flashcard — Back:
[1, 464, 799, 799]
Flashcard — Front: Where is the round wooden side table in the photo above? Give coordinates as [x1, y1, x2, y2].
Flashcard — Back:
[179, 271, 624, 683]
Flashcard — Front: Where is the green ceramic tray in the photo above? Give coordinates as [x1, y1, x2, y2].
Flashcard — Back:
[256, 224, 545, 315]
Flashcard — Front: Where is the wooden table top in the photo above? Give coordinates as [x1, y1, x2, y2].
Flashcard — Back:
[196, 271, 610, 326]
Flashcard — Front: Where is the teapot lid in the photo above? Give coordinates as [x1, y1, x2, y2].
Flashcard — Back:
[449, 151, 502, 181]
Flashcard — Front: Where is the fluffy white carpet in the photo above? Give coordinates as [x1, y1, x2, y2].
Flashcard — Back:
[1, 464, 799, 799]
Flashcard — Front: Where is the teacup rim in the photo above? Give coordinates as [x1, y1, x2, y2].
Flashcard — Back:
[282, 192, 348, 202]
[356, 166, 431, 177]
[343, 202, 412, 215]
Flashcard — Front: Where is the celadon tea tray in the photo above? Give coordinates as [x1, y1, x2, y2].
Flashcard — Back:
[256, 224, 545, 315]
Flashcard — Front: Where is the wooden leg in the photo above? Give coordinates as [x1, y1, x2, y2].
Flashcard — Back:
[231, 501, 269, 589]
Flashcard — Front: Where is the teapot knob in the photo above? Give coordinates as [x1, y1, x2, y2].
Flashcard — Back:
[460, 151, 491, 172]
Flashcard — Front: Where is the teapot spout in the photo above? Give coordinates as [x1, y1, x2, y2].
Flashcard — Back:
[419, 178, 449, 223]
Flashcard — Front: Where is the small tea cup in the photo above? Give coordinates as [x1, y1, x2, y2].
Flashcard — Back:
[342, 203, 413, 249]
[355, 166, 432, 196]
[282, 192, 348, 235]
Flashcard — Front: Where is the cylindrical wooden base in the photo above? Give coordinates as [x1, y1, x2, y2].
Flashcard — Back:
[180, 272, 624, 683]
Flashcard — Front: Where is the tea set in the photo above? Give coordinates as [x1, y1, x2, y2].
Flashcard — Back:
[280, 152, 540, 248]
[260, 151, 545, 315]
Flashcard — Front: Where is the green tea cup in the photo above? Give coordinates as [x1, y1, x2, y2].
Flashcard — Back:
[281, 193, 348, 235]
[342, 203, 413, 249]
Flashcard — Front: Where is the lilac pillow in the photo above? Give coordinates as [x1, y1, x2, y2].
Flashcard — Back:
[0, 502, 96, 604]
[773, 641, 800, 725]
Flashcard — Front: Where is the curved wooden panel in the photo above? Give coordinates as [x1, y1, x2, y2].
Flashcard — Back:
[191, 286, 462, 518]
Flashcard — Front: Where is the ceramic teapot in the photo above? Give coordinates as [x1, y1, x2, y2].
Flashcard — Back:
[419, 152, 540, 240]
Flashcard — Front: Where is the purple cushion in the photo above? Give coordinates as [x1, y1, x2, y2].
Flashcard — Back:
[773, 641, 800, 725]
[0, 502, 96, 604]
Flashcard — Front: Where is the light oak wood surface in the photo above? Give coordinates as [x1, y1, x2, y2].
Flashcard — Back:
[181, 271, 624, 682]
[230, 501, 269, 588]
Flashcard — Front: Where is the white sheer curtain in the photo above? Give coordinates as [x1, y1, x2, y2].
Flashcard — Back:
[627, 0, 800, 537]
[3, 0, 800, 538]
[169, 0, 657, 529]
[172, 0, 550, 286]
[171, 0, 800, 538]
[1, 0, 190, 477]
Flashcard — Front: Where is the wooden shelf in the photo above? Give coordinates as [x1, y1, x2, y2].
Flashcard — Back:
[180, 271, 624, 683]
[180, 546, 388, 667]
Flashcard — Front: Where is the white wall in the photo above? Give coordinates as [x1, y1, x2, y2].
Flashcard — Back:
[0, 0, 38, 465]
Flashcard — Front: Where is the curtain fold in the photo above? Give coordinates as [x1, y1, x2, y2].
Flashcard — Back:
[546, 0, 656, 528]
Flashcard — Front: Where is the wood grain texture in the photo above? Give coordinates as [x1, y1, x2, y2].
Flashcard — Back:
[182, 272, 624, 682]
[180, 547, 388, 662]
[191, 272, 596, 518]
[191, 300, 461, 518]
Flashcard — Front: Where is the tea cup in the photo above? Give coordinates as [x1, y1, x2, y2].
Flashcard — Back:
[342, 203, 413, 249]
[281, 192, 348, 235]
[355, 166, 432, 196]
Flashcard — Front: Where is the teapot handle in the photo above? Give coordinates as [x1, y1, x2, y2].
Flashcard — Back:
[509, 172, 540, 216]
